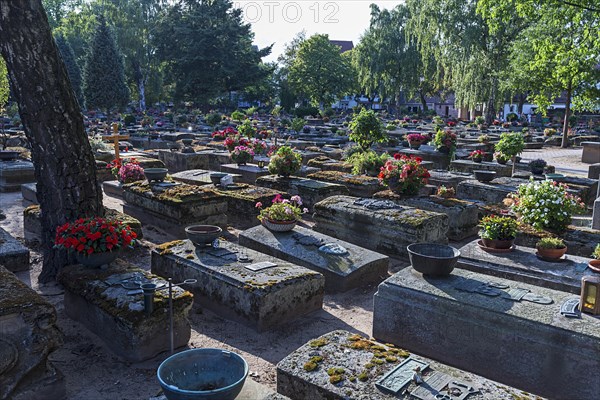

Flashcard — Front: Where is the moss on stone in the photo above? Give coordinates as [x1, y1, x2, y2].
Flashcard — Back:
[303, 361, 318, 372]
[310, 338, 328, 348]
[327, 367, 345, 376]
[358, 372, 369, 382]
[329, 374, 344, 384]
[23, 204, 41, 217]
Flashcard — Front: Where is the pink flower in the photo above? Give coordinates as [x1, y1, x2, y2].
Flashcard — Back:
[291, 195, 302, 205]
[255, 202, 262, 208]
[303, 208, 309, 213]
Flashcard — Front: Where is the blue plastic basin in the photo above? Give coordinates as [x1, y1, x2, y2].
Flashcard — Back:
[157, 349, 248, 400]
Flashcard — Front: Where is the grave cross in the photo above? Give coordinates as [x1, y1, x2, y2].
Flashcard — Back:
[103, 122, 129, 160]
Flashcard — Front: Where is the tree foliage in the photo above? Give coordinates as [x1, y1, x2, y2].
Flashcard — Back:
[349, 108, 387, 151]
[288, 34, 356, 107]
[55, 33, 84, 107]
[0, 58, 8, 110]
[83, 16, 130, 111]
[154, 0, 272, 105]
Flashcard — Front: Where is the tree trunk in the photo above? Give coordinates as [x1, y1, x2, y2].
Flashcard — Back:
[0, 0, 103, 282]
[561, 80, 572, 148]
[419, 91, 429, 113]
[517, 93, 526, 115]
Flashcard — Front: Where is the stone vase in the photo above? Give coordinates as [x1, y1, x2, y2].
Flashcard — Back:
[262, 219, 296, 232]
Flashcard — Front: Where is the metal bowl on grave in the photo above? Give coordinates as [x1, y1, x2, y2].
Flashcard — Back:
[473, 170, 496, 183]
[144, 168, 169, 182]
[209, 172, 227, 185]
[181, 138, 194, 146]
[157, 348, 248, 400]
[407, 243, 460, 276]
[0, 150, 20, 161]
[185, 225, 222, 247]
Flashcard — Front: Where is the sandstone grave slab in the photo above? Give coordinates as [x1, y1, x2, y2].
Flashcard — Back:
[307, 171, 384, 198]
[212, 183, 282, 229]
[255, 175, 349, 209]
[0, 160, 35, 192]
[450, 159, 512, 177]
[239, 225, 389, 292]
[373, 268, 600, 399]
[0, 227, 30, 272]
[170, 169, 242, 186]
[151, 240, 324, 331]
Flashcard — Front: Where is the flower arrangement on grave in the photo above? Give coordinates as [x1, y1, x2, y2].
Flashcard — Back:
[411, 119, 419, 124]
[478, 215, 518, 249]
[257, 130, 271, 139]
[349, 108, 387, 151]
[238, 120, 256, 138]
[436, 185, 455, 199]
[447, 120, 457, 127]
[55, 217, 137, 255]
[433, 129, 457, 155]
[250, 138, 268, 155]
[230, 145, 254, 165]
[268, 145, 302, 177]
[224, 134, 250, 152]
[378, 154, 430, 195]
[528, 159, 547, 174]
[211, 126, 237, 140]
[469, 150, 485, 163]
[478, 134, 490, 143]
[492, 120, 501, 126]
[107, 158, 145, 184]
[502, 122, 511, 129]
[406, 133, 427, 148]
[256, 194, 308, 231]
[510, 179, 585, 232]
[347, 150, 390, 176]
[536, 237, 567, 260]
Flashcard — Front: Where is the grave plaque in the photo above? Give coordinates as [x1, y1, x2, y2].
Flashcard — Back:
[375, 357, 429, 394]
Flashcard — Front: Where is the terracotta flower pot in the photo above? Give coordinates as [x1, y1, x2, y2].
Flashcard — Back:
[588, 259, 600, 273]
[481, 238, 515, 249]
[536, 246, 567, 260]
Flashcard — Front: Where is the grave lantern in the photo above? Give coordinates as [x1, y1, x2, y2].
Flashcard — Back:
[580, 276, 600, 315]
[258, 160, 265, 169]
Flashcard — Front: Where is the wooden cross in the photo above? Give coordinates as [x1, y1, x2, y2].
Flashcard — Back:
[103, 122, 129, 160]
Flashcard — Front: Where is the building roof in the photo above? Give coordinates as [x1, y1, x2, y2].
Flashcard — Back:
[330, 40, 354, 53]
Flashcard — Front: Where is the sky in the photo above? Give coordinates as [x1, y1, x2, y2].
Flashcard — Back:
[233, 1, 404, 63]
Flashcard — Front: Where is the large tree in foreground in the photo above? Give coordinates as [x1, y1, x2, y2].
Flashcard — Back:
[0, 0, 103, 282]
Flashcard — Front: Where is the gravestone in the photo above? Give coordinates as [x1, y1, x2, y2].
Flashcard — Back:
[373, 268, 600, 399]
[219, 163, 271, 184]
[57, 262, 193, 362]
[211, 183, 282, 229]
[122, 181, 227, 236]
[307, 171, 384, 197]
[581, 141, 600, 163]
[277, 330, 530, 400]
[313, 196, 448, 259]
[0, 227, 30, 272]
[0, 266, 65, 400]
[588, 163, 600, 179]
[593, 197, 600, 230]
[427, 170, 473, 190]
[151, 240, 324, 331]
[450, 160, 512, 177]
[458, 239, 592, 293]
[255, 175, 349, 209]
[0, 160, 35, 192]
[170, 169, 242, 186]
[307, 156, 353, 173]
[239, 225, 389, 292]
[392, 147, 451, 170]
[158, 149, 212, 172]
[20, 182, 36, 207]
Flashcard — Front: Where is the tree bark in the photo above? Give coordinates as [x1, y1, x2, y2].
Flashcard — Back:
[419, 90, 428, 113]
[561, 80, 572, 148]
[0, 0, 103, 282]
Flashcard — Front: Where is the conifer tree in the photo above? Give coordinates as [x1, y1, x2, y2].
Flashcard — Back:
[55, 33, 84, 107]
[83, 16, 129, 111]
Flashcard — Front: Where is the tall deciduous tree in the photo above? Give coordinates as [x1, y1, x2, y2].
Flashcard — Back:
[55, 33, 84, 107]
[83, 15, 130, 111]
[0, 0, 103, 282]
[154, 0, 272, 105]
[478, 0, 600, 147]
[288, 34, 357, 107]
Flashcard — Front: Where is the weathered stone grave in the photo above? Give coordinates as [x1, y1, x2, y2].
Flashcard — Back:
[427, 169, 473, 190]
[373, 268, 600, 399]
[582, 141, 600, 163]
[450, 159, 512, 177]
[122, 181, 226, 236]
[170, 169, 242, 186]
[157, 148, 214, 172]
[220, 163, 321, 184]
[313, 196, 448, 259]
[151, 239, 324, 331]
[307, 156, 353, 173]
[392, 146, 451, 170]
[0, 227, 30, 272]
[458, 239, 593, 293]
[307, 171, 384, 198]
[514, 224, 600, 257]
[57, 263, 193, 362]
[0, 160, 35, 192]
[370, 194, 479, 241]
[0, 266, 65, 400]
[277, 330, 531, 400]
[255, 175, 349, 209]
[211, 183, 282, 229]
[239, 225, 389, 292]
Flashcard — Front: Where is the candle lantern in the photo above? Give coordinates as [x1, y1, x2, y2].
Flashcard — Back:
[258, 160, 265, 169]
[580, 276, 600, 315]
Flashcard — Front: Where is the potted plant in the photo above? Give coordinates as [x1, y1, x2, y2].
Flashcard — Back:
[406, 133, 427, 149]
[436, 185, 455, 199]
[348, 108, 387, 151]
[347, 150, 389, 176]
[469, 150, 485, 163]
[529, 159, 547, 175]
[54, 217, 137, 267]
[536, 237, 567, 260]
[510, 179, 585, 232]
[256, 194, 307, 232]
[268, 145, 302, 177]
[478, 215, 518, 250]
[433, 129, 457, 155]
[378, 154, 430, 195]
[230, 145, 254, 165]
[495, 152, 510, 165]
[590, 244, 600, 271]
[224, 134, 249, 152]
[478, 134, 490, 144]
[250, 139, 268, 156]
[495, 132, 525, 175]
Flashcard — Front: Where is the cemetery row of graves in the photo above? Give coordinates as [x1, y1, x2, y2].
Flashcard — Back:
[1, 108, 600, 399]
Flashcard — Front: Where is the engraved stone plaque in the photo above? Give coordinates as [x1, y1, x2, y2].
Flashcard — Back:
[560, 298, 581, 318]
[245, 261, 277, 271]
[354, 198, 401, 210]
[318, 243, 348, 255]
[375, 357, 429, 394]
[411, 371, 478, 400]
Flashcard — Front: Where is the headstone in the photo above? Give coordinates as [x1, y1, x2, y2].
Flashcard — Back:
[313, 196, 448, 259]
[307, 171, 384, 197]
[581, 141, 600, 164]
[211, 183, 282, 229]
[219, 163, 271, 184]
[151, 239, 324, 331]
[277, 330, 530, 400]
[373, 268, 600, 399]
[458, 239, 592, 294]
[0, 266, 65, 400]
[588, 163, 600, 180]
[0, 160, 35, 192]
[450, 159, 512, 177]
[57, 263, 193, 362]
[239, 225, 389, 292]
[255, 175, 349, 209]
[158, 149, 211, 172]
[514, 224, 600, 257]
[0, 227, 30, 272]
[592, 197, 600, 230]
